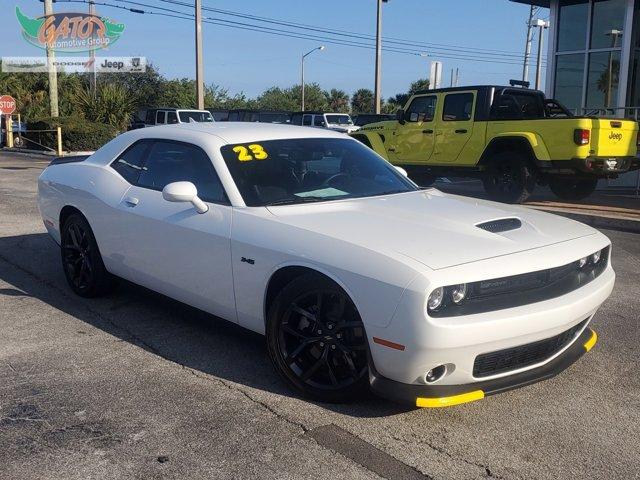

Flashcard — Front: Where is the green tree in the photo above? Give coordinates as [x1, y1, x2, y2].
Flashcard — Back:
[351, 88, 374, 113]
[408, 78, 430, 95]
[74, 82, 136, 131]
[325, 88, 350, 112]
[256, 86, 298, 110]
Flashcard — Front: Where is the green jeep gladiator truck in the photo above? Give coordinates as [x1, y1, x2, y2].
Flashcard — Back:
[351, 86, 639, 203]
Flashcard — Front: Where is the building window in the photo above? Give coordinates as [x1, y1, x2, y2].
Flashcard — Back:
[586, 50, 621, 108]
[557, 1, 589, 52]
[554, 0, 626, 110]
[555, 54, 586, 109]
[590, 0, 625, 49]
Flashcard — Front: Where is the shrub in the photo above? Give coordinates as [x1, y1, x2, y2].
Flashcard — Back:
[25, 117, 118, 152]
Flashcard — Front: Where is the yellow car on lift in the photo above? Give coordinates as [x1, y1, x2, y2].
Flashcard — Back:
[351, 86, 639, 203]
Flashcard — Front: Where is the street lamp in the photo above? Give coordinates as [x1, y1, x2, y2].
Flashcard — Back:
[532, 18, 549, 91]
[301, 45, 325, 111]
[374, 0, 389, 114]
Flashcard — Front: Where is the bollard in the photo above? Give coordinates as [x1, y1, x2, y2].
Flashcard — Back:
[6, 115, 13, 148]
[56, 126, 62, 156]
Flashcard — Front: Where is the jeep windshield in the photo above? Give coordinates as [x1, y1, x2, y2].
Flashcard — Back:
[221, 137, 417, 206]
[179, 111, 214, 123]
[325, 115, 353, 125]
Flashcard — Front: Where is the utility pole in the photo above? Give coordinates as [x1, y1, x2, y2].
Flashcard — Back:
[374, 0, 387, 114]
[44, 0, 59, 117]
[89, 0, 97, 97]
[195, 0, 204, 109]
[522, 5, 536, 83]
[301, 46, 325, 110]
[534, 19, 549, 90]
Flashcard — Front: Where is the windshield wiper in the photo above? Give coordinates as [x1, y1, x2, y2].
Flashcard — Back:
[265, 196, 331, 206]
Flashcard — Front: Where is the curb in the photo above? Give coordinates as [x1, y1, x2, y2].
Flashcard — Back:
[533, 207, 640, 234]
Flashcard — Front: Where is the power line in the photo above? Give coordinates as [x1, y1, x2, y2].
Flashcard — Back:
[58, 0, 545, 66]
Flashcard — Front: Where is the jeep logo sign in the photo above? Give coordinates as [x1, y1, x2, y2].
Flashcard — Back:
[609, 132, 623, 141]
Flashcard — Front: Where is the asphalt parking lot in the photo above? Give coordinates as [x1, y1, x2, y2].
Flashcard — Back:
[1, 152, 639, 480]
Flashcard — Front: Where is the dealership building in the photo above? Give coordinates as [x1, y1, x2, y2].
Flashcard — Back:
[514, 0, 639, 188]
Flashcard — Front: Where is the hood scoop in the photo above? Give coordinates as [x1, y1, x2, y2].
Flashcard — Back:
[476, 218, 522, 233]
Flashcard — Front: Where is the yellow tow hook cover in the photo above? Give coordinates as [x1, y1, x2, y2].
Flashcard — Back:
[583, 329, 598, 352]
[416, 390, 485, 408]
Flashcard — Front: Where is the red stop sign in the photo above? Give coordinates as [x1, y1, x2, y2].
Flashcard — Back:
[0, 95, 16, 115]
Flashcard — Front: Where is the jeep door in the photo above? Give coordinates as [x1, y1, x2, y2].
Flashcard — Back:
[433, 91, 476, 163]
[389, 95, 437, 164]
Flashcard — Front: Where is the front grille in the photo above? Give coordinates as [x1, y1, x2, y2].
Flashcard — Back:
[476, 218, 522, 233]
[473, 319, 588, 378]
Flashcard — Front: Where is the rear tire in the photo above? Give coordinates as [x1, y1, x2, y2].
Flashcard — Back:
[482, 152, 536, 203]
[548, 176, 598, 201]
[266, 273, 369, 403]
[60, 213, 115, 297]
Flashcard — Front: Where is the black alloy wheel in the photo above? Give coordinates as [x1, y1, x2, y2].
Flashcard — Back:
[482, 152, 536, 204]
[60, 213, 114, 297]
[267, 273, 369, 403]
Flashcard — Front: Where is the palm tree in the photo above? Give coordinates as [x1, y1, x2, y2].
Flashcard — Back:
[325, 89, 350, 112]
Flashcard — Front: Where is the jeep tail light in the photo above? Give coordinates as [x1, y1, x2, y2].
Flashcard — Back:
[573, 129, 590, 146]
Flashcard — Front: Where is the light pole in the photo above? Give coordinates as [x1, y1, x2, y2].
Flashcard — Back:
[301, 46, 324, 111]
[605, 29, 622, 108]
[374, 0, 388, 114]
[533, 19, 549, 91]
[195, 0, 204, 109]
[43, 0, 59, 117]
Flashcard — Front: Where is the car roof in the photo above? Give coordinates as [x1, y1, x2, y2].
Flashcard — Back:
[149, 121, 349, 143]
[412, 85, 543, 96]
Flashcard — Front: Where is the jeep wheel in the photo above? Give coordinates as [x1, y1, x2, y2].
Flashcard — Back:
[482, 152, 536, 204]
[549, 176, 597, 201]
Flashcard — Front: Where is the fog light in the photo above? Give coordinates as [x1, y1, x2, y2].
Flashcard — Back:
[579, 256, 588, 268]
[451, 284, 467, 304]
[427, 287, 444, 311]
[425, 365, 447, 383]
[592, 250, 602, 264]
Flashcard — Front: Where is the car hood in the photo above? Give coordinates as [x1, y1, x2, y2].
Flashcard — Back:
[266, 189, 596, 270]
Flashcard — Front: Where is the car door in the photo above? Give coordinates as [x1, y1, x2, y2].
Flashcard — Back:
[110, 139, 236, 321]
[388, 95, 437, 164]
[432, 91, 475, 163]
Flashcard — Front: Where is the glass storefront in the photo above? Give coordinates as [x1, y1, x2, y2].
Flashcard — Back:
[554, 0, 626, 110]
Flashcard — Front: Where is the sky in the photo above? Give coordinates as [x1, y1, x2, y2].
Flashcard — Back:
[1, 0, 548, 99]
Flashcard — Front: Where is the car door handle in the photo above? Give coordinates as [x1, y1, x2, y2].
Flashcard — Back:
[422, 129, 434, 134]
[124, 196, 139, 207]
[455, 129, 468, 134]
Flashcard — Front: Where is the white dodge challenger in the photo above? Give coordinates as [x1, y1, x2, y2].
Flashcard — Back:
[38, 122, 613, 408]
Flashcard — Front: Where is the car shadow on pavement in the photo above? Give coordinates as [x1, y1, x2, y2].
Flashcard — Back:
[0, 233, 413, 419]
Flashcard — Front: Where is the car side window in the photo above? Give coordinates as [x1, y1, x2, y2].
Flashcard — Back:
[156, 111, 166, 125]
[406, 96, 437, 122]
[303, 115, 312, 126]
[166, 111, 178, 124]
[314, 116, 325, 127]
[111, 141, 151, 184]
[136, 140, 228, 204]
[145, 110, 155, 124]
[443, 93, 474, 121]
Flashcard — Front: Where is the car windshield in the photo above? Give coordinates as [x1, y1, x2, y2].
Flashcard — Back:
[220, 138, 417, 206]
[178, 111, 214, 123]
[325, 115, 353, 125]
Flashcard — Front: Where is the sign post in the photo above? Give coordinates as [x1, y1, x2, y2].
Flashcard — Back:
[0, 95, 17, 148]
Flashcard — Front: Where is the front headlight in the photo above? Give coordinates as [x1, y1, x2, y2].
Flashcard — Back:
[451, 284, 467, 304]
[427, 287, 444, 312]
[592, 249, 602, 264]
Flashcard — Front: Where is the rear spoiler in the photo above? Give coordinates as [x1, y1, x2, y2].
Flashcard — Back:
[49, 155, 90, 166]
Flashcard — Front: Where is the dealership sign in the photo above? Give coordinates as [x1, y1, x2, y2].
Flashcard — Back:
[2, 56, 147, 74]
[15, 6, 125, 53]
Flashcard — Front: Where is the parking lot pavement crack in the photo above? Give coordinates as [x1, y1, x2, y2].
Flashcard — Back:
[391, 434, 504, 479]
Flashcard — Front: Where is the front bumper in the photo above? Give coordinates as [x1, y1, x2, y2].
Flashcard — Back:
[370, 327, 597, 408]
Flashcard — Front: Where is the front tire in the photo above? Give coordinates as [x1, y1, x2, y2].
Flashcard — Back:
[266, 273, 369, 403]
[482, 152, 536, 203]
[60, 213, 114, 297]
[548, 176, 598, 200]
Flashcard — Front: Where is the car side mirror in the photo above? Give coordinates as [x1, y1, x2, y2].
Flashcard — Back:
[162, 181, 209, 214]
[396, 109, 406, 125]
[394, 166, 409, 177]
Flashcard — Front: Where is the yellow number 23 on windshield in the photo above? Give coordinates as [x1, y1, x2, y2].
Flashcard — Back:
[233, 144, 268, 162]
